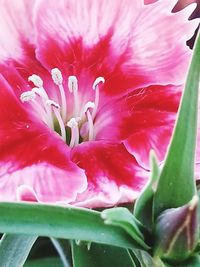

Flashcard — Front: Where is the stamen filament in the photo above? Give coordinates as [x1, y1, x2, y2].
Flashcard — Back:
[20, 91, 50, 125]
[92, 77, 105, 118]
[68, 76, 79, 117]
[84, 102, 95, 141]
[32, 87, 54, 129]
[92, 86, 99, 119]
[47, 100, 66, 142]
[51, 68, 67, 122]
[67, 118, 80, 147]
[86, 109, 94, 141]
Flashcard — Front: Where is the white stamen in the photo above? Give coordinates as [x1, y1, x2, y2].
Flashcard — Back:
[47, 100, 66, 142]
[28, 74, 43, 88]
[67, 117, 78, 128]
[20, 91, 36, 102]
[68, 76, 78, 93]
[83, 101, 95, 113]
[67, 118, 80, 147]
[68, 76, 79, 117]
[21, 91, 50, 125]
[46, 99, 60, 109]
[51, 68, 67, 122]
[92, 77, 105, 118]
[32, 87, 49, 100]
[92, 77, 105, 90]
[32, 87, 54, 129]
[84, 102, 95, 141]
[51, 68, 63, 85]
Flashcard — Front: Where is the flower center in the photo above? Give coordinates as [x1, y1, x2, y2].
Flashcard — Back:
[20, 68, 105, 147]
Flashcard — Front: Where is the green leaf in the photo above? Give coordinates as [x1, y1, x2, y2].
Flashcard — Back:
[101, 207, 150, 249]
[71, 241, 136, 267]
[153, 31, 200, 217]
[130, 250, 155, 267]
[51, 238, 70, 267]
[24, 257, 63, 267]
[0, 234, 37, 267]
[134, 151, 160, 231]
[0, 202, 143, 249]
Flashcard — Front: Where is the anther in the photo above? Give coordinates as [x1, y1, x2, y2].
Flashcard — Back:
[68, 76, 78, 93]
[83, 101, 95, 113]
[67, 117, 80, 147]
[28, 74, 43, 88]
[51, 68, 67, 122]
[67, 117, 78, 128]
[32, 87, 49, 100]
[51, 68, 63, 85]
[46, 99, 60, 109]
[20, 91, 36, 102]
[92, 77, 105, 90]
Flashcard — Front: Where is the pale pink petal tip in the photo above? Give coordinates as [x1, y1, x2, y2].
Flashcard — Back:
[74, 185, 145, 209]
[16, 185, 39, 202]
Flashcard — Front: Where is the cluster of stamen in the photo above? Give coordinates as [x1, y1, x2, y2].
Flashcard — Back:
[20, 68, 105, 147]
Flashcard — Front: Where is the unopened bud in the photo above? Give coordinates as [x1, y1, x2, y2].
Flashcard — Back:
[154, 195, 199, 262]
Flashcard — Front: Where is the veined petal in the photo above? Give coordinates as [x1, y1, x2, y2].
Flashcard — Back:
[70, 141, 148, 208]
[0, 76, 87, 203]
[0, 0, 36, 60]
[34, 0, 198, 97]
[125, 0, 199, 85]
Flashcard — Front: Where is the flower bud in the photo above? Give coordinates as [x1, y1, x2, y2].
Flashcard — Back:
[154, 195, 199, 262]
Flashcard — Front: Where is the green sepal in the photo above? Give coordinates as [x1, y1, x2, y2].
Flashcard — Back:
[101, 207, 150, 249]
[134, 150, 160, 231]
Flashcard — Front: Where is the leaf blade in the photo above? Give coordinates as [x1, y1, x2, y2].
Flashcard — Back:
[71, 242, 137, 267]
[0, 202, 143, 249]
[0, 234, 37, 267]
[154, 31, 200, 216]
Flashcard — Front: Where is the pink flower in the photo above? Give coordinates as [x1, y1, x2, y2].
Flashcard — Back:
[0, 0, 198, 208]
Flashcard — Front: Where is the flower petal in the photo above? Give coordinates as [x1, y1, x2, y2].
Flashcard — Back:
[70, 141, 148, 208]
[0, 0, 36, 60]
[34, 0, 198, 99]
[95, 84, 181, 169]
[125, 0, 198, 85]
[0, 76, 87, 203]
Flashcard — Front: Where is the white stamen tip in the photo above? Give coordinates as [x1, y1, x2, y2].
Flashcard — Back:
[92, 77, 105, 90]
[68, 76, 78, 92]
[20, 91, 36, 102]
[67, 117, 78, 128]
[28, 74, 43, 88]
[51, 68, 63, 85]
[83, 101, 95, 113]
[75, 117, 81, 122]
[46, 99, 60, 109]
[32, 87, 41, 94]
